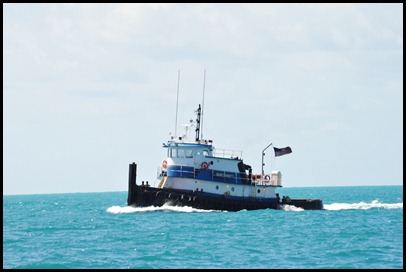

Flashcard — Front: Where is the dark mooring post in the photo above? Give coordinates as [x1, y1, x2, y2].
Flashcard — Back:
[127, 162, 137, 206]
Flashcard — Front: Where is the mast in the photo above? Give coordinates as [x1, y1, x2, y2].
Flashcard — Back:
[174, 70, 180, 137]
[201, 69, 206, 140]
[195, 104, 201, 142]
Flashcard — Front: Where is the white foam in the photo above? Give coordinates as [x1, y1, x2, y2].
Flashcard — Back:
[324, 200, 403, 211]
[280, 204, 304, 212]
[107, 200, 403, 213]
[106, 203, 216, 214]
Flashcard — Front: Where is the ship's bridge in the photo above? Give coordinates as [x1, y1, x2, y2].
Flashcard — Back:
[163, 142, 213, 158]
[163, 141, 243, 159]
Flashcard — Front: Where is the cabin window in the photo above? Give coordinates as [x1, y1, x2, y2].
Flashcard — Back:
[169, 148, 193, 158]
[169, 148, 177, 158]
[177, 149, 185, 158]
[203, 150, 209, 156]
[185, 149, 193, 158]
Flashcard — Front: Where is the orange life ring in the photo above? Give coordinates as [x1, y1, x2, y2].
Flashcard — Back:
[201, 161, 209, 170]
[264, 174, 270, 181]
[162, 160, 167, 169]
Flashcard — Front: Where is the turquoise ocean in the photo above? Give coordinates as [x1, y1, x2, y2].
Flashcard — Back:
[3, 186, 403, 269]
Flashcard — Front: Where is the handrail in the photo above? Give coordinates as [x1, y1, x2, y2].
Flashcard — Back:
[261, 143, 273, 183]
[212, 148, 243, 159]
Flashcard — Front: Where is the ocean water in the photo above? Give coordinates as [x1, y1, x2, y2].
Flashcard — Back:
[3, 186, 403, 269]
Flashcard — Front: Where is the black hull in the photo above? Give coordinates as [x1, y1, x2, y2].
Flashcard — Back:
[127, 163, 323, 211]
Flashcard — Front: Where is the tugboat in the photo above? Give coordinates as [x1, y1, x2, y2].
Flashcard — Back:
[127, 104, 323, 211]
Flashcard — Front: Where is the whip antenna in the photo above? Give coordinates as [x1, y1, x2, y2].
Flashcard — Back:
[175, 70, 180, 137]
[201, 69, 206, 140]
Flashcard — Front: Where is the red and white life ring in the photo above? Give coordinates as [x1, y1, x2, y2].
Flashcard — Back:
[162, 160, 168, 169]
[201, 161, 209, 170]
[264, 174, 271, 181]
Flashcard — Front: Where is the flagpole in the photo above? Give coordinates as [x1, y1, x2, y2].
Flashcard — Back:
[261, 143, 273, 183]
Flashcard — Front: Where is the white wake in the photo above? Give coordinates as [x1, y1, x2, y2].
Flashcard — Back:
[323, 200, 403, 210]
[107, 200, 403, 213]
[106, 203, 216, 214]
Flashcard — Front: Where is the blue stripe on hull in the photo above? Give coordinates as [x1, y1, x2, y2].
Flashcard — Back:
[167, 166, 245, 184]
[167, 166, 195, 178]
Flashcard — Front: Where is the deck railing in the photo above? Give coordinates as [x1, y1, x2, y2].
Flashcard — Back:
[212, 148, 243, 159]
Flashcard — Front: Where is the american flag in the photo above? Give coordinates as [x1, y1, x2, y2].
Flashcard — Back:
[273, 146, 292, 157]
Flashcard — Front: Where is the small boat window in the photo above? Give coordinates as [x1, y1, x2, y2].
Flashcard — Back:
[170, 148, 194, 158]
[203, 150, 209, 156]
[185, 149, 193, 158]
[177, 149, 185, 158]
[169, 148, 177, 158]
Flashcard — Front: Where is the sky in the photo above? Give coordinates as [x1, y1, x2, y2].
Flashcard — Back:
[3, 3, 403, 195]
